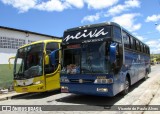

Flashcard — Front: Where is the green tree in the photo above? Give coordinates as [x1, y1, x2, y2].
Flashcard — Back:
[156, 57, 160, 61]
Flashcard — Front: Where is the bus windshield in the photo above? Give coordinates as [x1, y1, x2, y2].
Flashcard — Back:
[61, 42, 111, 74]
[14, 43, 44, 79]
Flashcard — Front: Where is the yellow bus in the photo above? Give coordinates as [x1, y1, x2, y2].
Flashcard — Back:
[9, 39, 62, 92]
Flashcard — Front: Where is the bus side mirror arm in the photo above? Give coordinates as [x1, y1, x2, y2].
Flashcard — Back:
[8, 56, 15, 69]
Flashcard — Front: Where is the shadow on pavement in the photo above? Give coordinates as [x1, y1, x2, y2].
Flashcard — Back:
[11, 89, 61, 99]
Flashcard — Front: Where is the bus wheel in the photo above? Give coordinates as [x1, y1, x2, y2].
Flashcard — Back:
[122, 77, 129, 95]
[144, 71, 148, 80]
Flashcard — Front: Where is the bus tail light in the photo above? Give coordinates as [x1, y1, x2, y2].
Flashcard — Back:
[94, 78, 113, 84]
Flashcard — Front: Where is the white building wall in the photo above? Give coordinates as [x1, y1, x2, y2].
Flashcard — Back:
[0, 28, 54, 64]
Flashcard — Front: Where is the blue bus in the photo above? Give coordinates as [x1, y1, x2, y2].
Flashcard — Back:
[60, 22, 151, 96]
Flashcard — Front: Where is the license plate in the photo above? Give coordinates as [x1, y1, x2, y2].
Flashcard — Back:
[22, 88, 28, 92]
[61, 88, 69, 93]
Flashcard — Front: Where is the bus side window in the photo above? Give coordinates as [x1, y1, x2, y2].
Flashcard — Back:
[140, 43, 143, 52]
[123, 31, 130, 48]
[113, 26, 122, 43]
[45, 42, 59, 74]
[133, 39, 136, 50]
[136, 40, 140, 51]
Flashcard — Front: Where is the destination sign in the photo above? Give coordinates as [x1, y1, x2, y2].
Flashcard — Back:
[63, 26, 111, 44]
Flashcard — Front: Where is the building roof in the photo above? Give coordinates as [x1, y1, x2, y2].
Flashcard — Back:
[0, 26, 61, 39]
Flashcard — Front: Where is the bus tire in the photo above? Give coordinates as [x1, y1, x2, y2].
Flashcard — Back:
[121, 77, 129, 95]
[144, 71, 148, 80]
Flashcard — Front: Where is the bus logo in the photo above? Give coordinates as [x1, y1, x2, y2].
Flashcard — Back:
[64, 28, 109, 42]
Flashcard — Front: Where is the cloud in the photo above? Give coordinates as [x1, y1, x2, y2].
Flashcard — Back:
[65, 0, 84, 9]
[111, 13, 141, 32]
[107, 0, 140, 16]
[84, 0, 118, 9]
[132, 32, 146, 41]
[35, 0, 68, 12]
[156, 24, 160, 32]
[1, 0, 119, 13]
[81, 0, 141, 23]
[136, 35, 145, 41]
[81, 13, 101, 23]
[146, 40, 160, 54]
[35, 0, 85, 12]
[1, 0, 37, 13]
[146, 40, 158, 47]
[125, 0, 140, 8]
[145, 14, 160, 22]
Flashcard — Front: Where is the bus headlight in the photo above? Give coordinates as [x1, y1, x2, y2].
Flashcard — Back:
[14, 82, 17, 86]
[94, 78, 113, 84]
[33, 81, 42, 85]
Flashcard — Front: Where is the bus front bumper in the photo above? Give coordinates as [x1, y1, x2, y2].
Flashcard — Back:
[61, 83, 114, 96]
[14, 84, 45, 93]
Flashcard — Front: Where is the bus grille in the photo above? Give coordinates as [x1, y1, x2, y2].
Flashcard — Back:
[69, 79, 94, 83]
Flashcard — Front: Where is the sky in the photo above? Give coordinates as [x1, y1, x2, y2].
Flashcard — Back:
[0, 0, 160, 54]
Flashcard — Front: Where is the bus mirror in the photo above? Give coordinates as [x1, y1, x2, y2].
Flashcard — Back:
[109, 43, 117, 65]
[45, 55, 50, 65]
[8, 56, 15, 69]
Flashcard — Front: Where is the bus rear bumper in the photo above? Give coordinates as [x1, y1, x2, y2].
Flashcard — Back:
[61, 83, 114, 97]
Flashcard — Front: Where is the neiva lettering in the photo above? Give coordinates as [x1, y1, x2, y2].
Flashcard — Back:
[64, 28, 108, 42]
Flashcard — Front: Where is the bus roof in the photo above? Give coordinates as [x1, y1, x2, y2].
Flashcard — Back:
[64, 22, 120, 32]
[19, 39, 62, 49]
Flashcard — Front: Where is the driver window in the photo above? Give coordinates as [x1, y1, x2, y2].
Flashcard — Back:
[46, 42, 58, 54]
[45, 42, 59, 74]
[116, 44, 120, 67]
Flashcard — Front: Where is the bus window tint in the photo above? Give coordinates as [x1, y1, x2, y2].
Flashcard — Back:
[136, 40, 140, 51]
[113, 26, 122, 43]
[63, 48, 81, 74]
[123, 31, 130, 48]
[81, 42, 110, 74]
[45, 42, 59, 74]
[130, 37, 134, 49]
[140, 43, 143, 52]
[46, 42, 59, 54]
[133, 39, 136, 50]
